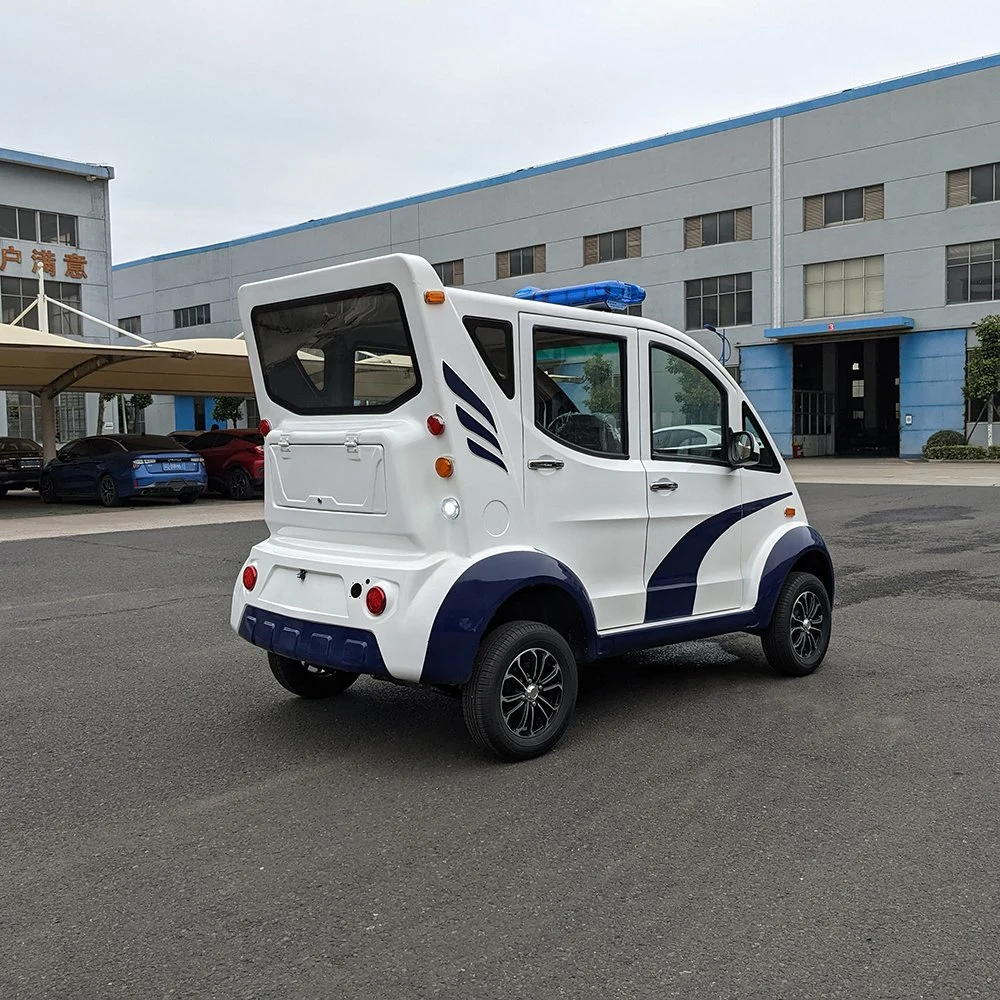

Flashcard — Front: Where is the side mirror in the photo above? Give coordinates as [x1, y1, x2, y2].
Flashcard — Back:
[728, 430, 759, 468]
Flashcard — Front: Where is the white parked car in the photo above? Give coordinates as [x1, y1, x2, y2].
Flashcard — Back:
[232, 255, 834, 761]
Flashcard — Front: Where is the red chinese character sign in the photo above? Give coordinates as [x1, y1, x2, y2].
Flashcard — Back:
[31, 248, 57, 277]
[0, 246, 22, 272]
[63, 253, 87, 279]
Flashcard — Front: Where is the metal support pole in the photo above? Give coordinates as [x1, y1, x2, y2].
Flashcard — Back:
[40, 391, 57, 461]
[36, 263, 49, 334]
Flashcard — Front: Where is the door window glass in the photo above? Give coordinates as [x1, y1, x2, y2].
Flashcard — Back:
[650, 345, 726, 462]
[533, 327, 627, 457]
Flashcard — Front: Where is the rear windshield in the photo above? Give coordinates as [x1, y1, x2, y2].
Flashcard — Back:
[250, 284, 420, 414]
[117, 436, 188, 452]
[1, 438, 40, 452]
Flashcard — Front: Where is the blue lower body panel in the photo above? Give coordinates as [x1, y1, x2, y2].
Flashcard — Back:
[238, 605, 389, 677]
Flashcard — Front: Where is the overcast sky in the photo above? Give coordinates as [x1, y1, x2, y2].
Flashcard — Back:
[4, 0, 996, 263]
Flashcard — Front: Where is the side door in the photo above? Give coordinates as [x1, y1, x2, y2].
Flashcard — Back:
[640, 335, 744, 621]
[74, 439, 107, 497]
[51, 441, 85, 494]
[519, 313, 648, 630]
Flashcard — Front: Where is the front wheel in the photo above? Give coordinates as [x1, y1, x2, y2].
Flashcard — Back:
[267, 652, 359, 699]
[462, 621, 578, 762]
[761, 571, 832, 677]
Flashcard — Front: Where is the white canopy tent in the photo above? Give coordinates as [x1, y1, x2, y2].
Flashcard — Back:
[0, 324, 254, 459]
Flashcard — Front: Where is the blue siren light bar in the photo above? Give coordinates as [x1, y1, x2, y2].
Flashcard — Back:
[513, 281, 646, 311]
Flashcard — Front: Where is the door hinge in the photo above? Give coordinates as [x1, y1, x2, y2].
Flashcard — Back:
[345, 434, 360, 459]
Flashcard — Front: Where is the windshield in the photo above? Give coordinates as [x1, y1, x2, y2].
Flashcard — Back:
[251, 284, 420, 414]
[117, 436, 189, 452]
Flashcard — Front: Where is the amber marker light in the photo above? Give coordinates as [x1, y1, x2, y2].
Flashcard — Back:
[784, 507, 796, 517]
[435, 456, 454, 478]
[424, 290, 446, 304]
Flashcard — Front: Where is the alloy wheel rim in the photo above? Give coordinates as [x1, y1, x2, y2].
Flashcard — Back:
[790, 590, 824, 660]
[100, 478, 115, 504]
[499, 648, 563, 738]
[231, 471, 249, 498]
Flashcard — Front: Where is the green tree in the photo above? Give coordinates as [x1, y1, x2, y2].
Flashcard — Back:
[212, 396, 245, 428]
[964, 314, 1000, 446]
[582, 354, 620, 415]
[667, 357, 721, 423]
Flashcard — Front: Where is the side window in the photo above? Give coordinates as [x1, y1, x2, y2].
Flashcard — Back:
[742, 404, 780, 472]
[649, 345, 726, 463]
[533, 326, 627, 458]
[464, 317, 515, 399]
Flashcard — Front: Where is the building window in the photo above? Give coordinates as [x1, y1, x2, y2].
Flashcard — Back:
[583, 228, 642, 264]
[803, 186, 884, 230]
[174, 303, 211, 328]
[1, 276, 80, 335]
[684, 273, 752, 330]
[118, 315, 142, 336]
[947, 163, 1000, 208]
[804, 256, 884, 318]
[684, 208, 752, 249]
[432, 259, 464, 286]
[947, 241, 1000, 304]
[0, 205, 77, 246]
[496, 245, 546, 279]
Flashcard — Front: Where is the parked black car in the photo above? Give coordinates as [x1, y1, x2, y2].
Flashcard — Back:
[0, 437, 44, 494]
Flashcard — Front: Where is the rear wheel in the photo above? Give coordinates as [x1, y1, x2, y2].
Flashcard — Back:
[761, 571, 832, 677]
[225, 466, 253, 500]
[267, 652, 359, 699]
[98, 473, 122, 508]
[38, 473, 59, 504]
[462, 621, 578, 762]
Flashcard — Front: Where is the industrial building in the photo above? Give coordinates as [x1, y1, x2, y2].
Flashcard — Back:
[111, 52, 1000, 456]
[1, 148, 117, 442]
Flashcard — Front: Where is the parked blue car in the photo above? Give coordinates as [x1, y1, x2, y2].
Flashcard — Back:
[39, 434, 207, 507]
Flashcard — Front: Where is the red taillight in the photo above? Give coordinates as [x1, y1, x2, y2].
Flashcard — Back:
[242, 565, 258, 590]
[254, 445, 264, 455]
[427, 414, 445, 436]
[365, 586, 387, 616]
[259, 419, 271, 436]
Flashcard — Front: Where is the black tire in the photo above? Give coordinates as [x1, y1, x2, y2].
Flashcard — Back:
[462, 621, 578, 762]
[225, 467, 253, 501]
[98, 473, 122, 508]
[38, 473, 60, 504]
[267, 651, 359, 699]
[176, 492, 199, 504]
[0, 486, 7, 496]
[761, 571, 832, 677]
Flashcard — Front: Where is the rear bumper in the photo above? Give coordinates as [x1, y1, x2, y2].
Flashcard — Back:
[0, 473, 40, 488]
[238, 604, 389, 677]
[131, 472, 206, 496]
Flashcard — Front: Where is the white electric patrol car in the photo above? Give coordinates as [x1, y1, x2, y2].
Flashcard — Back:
[232, 254, 833, 761]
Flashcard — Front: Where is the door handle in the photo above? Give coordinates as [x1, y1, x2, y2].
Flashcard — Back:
[650, 478, 679, 493]
[527, 458, 565, 471]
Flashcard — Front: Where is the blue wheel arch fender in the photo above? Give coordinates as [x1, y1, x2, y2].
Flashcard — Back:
[752, 525, 834, 629]
[420, 551, 598, 686]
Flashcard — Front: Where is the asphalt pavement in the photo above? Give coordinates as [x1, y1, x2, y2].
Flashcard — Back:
[2, 484, 998, 999]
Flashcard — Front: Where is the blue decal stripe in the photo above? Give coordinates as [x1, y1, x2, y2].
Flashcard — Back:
[456, 404, 503, 455]
[467, 438, 507, 473]
[443, 362, 497, 430]
[644, 492, 792, 622]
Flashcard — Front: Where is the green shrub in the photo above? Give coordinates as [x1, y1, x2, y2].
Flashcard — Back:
[923, 430, 966, 451]
[923, 445, 1000, 461]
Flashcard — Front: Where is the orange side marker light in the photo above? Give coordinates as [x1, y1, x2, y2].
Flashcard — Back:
[424, 290, 446, 304]
[784, 507, 796, 517]
[435, 456, 454, 478]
